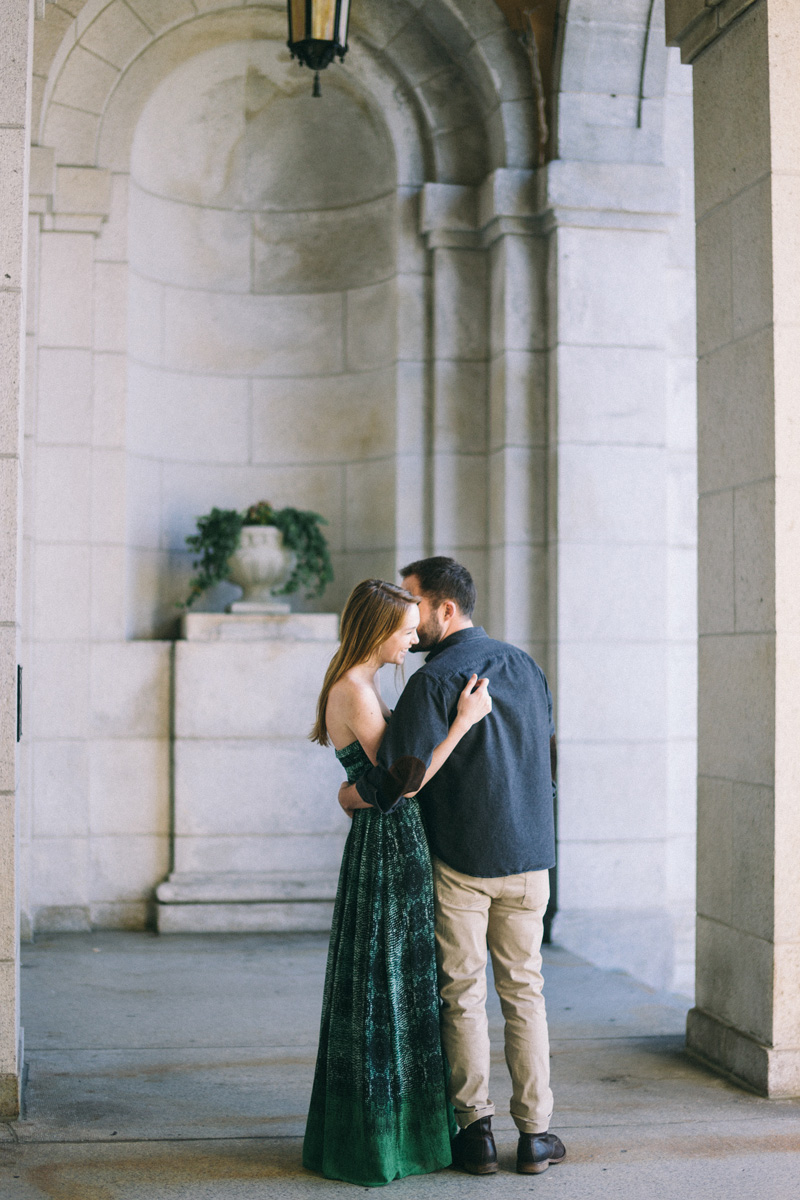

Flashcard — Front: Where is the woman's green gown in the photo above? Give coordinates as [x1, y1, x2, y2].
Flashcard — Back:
[302, 740, 455, 1187]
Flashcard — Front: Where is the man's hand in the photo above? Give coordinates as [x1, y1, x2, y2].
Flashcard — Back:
[338, 781, 373, 818]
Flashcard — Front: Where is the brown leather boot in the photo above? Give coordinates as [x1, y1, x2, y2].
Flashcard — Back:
[451, 1116, 498, 1175]
[516, 1131, 566, 1174]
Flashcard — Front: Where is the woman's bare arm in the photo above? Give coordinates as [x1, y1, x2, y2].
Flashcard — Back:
[337, 683, 386, 766]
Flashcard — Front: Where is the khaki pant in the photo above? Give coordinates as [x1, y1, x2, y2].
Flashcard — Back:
[432, 856, 554, 1134]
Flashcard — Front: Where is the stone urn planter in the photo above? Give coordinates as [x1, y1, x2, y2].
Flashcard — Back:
[182, 501, 333, 611]
[226, 526, 296, 613]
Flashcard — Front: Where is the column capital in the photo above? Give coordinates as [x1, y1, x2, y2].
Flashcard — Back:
[31, 162, 113, 234]
[666, 0, 760, 64]
[420, 171, 542, 249]
[419, 183, 480, 250]
[539, 160, 681, 232]
[420, 162, 683, 246]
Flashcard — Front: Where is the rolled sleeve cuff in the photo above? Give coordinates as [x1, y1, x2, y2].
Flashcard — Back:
[354, 756, 426, 814]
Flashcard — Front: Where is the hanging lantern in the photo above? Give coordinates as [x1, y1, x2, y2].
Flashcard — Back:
[287, 0, 351, 97]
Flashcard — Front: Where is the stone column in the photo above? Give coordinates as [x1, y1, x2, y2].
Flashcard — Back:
[667, 0, 800, 1094]
[0, 0, 33, 1119]
[544, 160, 688, 989]
[419, 173, 547, 641]
[420, 185, 490, 606]
[483, 172, 549, 661]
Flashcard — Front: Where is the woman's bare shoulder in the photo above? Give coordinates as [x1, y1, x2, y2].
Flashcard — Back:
[326, 671, 384, 752]
[329, 671, 367, 699]
[328, 672, 380, 716]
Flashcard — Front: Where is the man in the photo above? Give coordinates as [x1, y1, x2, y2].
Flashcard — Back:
[339, 557, 565, 1177]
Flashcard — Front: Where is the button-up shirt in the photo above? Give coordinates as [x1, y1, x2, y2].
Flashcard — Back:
[355, 627, 556, 878]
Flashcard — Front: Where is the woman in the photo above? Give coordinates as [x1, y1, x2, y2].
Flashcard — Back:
[303, 579, 491, 1187]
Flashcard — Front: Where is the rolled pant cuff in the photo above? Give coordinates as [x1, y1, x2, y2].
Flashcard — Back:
[455, 1104, 495, 1129]
[512, 1112, 553, 1135]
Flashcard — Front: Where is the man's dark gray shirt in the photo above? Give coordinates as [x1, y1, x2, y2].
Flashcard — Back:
[355, 627, 556, 878]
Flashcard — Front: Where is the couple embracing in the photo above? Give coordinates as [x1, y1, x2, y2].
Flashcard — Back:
[303, 557, 565, 1187]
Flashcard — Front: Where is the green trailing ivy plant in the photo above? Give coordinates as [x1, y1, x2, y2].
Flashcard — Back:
[182, 500, 333, 609]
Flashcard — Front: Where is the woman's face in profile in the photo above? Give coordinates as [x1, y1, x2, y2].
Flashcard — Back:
[379, 604, 420, 666]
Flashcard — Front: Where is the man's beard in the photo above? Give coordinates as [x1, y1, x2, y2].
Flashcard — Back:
[413, 611, 446, 650]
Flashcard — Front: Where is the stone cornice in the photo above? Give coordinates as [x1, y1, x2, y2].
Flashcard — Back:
[666, 0, 761, 64]
[420, 164, 681, 247]
[29, 157, 112, 234]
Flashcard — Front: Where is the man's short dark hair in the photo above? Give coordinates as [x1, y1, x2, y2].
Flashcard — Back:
[400, 556, 476, 618]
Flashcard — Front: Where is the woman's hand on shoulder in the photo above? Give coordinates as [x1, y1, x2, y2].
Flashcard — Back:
[455, 674, 492, 730]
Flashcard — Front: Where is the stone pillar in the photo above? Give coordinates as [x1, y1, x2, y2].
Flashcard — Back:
[393, 187, 429, 573]
[421, 185, 490, 606]
[667, 0, 800, 1094]
[544, 160, 689, 989]
[419, 173, 547, 642]
[0, 0, 33, 1119]
[483, 172, 549, 661]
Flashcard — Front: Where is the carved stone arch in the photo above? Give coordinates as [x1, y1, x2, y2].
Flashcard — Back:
[92, 12, 428, 187]
[34, 0, 539, 180]
[554, 0, 670, 163]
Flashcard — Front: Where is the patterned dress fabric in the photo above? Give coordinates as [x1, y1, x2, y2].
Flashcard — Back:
[303, 740, 455, 1187]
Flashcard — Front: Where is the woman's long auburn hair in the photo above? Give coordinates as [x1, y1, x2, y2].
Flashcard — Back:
[310, 579, 418, 747]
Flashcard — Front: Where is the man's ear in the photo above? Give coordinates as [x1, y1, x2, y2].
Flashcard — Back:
[442, 599, 457, 622]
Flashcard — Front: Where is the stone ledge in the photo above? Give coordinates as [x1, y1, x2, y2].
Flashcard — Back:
[542, 161, 681, 221]
[687, 1006, 800, 1097]
[32, 166, 114, 233]
[157, 900, 335, 934]
[156, 871, 339, 904]
[156, 873, 339, 932]
[420, 163, 682, 245]
[180, 612, 339, 642]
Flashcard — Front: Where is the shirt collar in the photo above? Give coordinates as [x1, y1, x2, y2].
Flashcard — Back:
[423, 626, 488, 661]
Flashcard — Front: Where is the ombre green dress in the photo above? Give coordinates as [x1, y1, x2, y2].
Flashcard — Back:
[302, 740, 455, 1187]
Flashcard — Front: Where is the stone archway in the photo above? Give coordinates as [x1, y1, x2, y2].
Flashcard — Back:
[17, 0, 550, 947]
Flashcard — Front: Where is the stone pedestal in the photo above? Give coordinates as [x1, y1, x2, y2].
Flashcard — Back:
[156, 613, 348, 932]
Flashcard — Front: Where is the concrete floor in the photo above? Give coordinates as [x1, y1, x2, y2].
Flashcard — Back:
[1, 933, 800, 1198]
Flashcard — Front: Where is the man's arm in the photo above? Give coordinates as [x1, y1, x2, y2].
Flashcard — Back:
[338, 779, 370, 817]
[338, 753, 427, 816]
[354, 673, 451, 813]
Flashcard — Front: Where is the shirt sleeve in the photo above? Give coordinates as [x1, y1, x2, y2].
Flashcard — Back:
[355, 671, 451, 813]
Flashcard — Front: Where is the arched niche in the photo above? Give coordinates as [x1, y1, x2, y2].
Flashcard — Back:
[124, 36, 405, 634]
[29, 0, 541, 638]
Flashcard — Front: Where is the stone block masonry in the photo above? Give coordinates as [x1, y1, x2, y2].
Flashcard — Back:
[157, 613, 348, 933]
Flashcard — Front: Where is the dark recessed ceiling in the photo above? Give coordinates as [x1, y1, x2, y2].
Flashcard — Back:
[492, 0, 560, 160]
